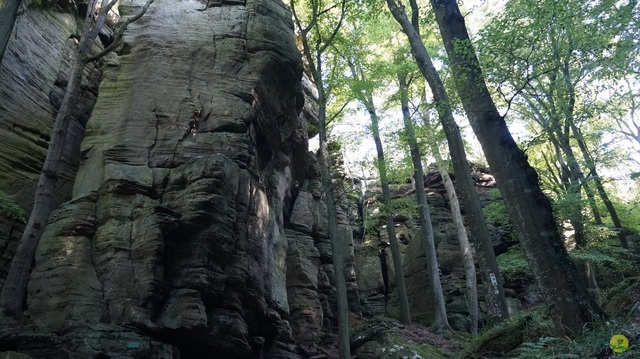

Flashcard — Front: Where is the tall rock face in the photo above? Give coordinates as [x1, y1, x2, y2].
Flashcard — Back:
[0, 0, 319, 358]
[0, 7, 105, 284]
[0, 8, 103, 212]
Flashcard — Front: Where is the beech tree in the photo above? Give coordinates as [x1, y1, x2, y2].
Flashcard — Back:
[478, 0, 638, 250]
[290, 0, 351, 356]
[397, 71, 451, 333]
[366, 97, 411, 324]
[428, 0, 604, 335]
[345, 68, 412, 323]
[331, 8, 412, 324]
[420, 105, 478, 335]
[0, 0, 154, 319]
[385, 0, 509, 323]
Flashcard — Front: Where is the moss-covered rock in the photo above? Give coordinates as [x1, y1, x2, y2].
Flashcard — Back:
[350, 317, 450, 359]
[605, 276, 640, 318]
[459, 308, 553, 358]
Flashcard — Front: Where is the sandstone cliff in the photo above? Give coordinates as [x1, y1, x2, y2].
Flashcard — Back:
[0, 0, 337, 357]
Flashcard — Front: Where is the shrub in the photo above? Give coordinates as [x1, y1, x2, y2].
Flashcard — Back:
[0, 191, 26, 223]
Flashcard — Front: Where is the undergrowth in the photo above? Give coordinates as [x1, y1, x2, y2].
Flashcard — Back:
[0, 190, 26, 223]
[459, 289, 640, 359]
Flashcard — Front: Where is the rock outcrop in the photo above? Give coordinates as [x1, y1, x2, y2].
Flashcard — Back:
[353, 169, 517, 331]
[0, 7, 105, 286]
[0, 0, 330, 357]
[0, 7, 103, 213]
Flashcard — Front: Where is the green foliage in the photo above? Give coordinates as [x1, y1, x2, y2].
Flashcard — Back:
[463, 306, 639, 358]
[508, 319, 639, 359]
[460, 307, 554, 358]
[496, 246, 530, 282]
[615, 200, 640, 235]
[0, 191, 26, 223]
[362, 196, 418, 239]
[567, 223, 637, 277]
[517, 336, 561, 358]
[551, 184, 584, 225]
[570, 245, 635, 276]
[383, 155, 415, 185]
[477, 0, 640, 225]
[382, 196, 417, 219]
[362, 212, 383, 238]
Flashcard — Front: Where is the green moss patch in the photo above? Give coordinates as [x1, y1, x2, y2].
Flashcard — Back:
[605, 277, 640, 318]
[459, 308, 554, 358]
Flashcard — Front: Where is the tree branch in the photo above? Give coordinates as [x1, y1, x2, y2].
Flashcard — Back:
[85, 0, 156, 63]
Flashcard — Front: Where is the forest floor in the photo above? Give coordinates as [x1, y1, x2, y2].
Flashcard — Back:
[331, 276, 640, 358]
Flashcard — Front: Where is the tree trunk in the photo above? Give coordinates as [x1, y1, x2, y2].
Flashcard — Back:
[429, 138, 478, 335]
[317, 97, 351, 359]
[0, 0, 154, 321]
[572, 124, 629, 249]
[385, 0, 508, 323]
[0, 0, 22, 66]
[0, 48, 85, 318]
[398, 73, 451, 333]
[557, 134, 586, 247]
[582, 178, 603, 225]
[367, 104, 411, 324]
[585, 262, 599, 289]
[379, 247, 390, 295]
[429, 0, 604, 336]
[292, 0, 351, 353]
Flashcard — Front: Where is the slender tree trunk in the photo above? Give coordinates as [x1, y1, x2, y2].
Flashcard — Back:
[582, 178, 603, 225]
[572, 124, 629, 249]
[385, 0, 508, 323]
[547, 128, 586, 247]
[557, 135, 586, 246]
[0, 0, 154, 320]
[367, 104, 411, 324]
[585, 262, 599, 289]
[398, 73, 451, 333]
[317, 94, 351, 358]
[429, 138, 478, 335]
[0, 0, 22, 66]
[291, 0, 350, 352]
[0, 48, 85, 318]
[379, 247, 390, 294]
[429, 0, 604, 336]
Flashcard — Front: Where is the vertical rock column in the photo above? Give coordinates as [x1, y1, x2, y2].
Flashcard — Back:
[23, 0, 308, 358]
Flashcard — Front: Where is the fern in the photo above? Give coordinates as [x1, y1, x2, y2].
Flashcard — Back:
[0, 191, 26, 223]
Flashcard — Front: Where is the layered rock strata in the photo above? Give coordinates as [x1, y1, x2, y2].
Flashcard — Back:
[0, 0, 330, 357]
[0, 7, 105, 285]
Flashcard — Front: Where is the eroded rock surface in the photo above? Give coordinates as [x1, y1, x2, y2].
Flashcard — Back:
[0, 0, 319, 357]
[0, 8, 103, 213]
